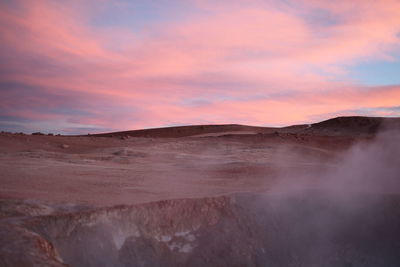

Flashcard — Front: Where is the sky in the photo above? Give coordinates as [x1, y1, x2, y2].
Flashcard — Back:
[0, 0, 400, 134]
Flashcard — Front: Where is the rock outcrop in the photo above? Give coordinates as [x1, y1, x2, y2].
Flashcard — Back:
[1, 192, 400, 267]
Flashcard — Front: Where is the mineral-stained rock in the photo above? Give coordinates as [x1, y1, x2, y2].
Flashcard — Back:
[2, 193, 400, 267]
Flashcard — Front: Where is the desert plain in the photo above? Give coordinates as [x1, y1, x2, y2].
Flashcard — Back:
[1, 116, 400, 266]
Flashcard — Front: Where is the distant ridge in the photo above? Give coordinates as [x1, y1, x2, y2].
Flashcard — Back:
[89, 116, 400, 138]
[301, 116, 400, 136]
[91, 124, 278, 138]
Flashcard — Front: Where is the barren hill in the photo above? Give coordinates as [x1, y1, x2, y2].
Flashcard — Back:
[89, 116, 400, 138]
[90, 124, 277, 138]
[299, 116, 400, 136]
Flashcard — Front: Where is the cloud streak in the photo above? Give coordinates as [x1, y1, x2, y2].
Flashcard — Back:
[0, 0, 399, 133]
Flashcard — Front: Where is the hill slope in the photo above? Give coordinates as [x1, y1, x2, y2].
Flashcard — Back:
[300, 116, 400, 136]
[89, 116, 400, 138]
[91, 124, 278, 138]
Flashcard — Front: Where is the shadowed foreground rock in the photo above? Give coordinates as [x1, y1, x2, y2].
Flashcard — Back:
[1, 192, 400, 267]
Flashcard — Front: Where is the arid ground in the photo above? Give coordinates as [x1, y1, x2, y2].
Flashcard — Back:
[1, 116, 400, 266]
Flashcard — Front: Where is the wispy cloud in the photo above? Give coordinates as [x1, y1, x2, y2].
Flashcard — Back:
[0, 0, 399, 133]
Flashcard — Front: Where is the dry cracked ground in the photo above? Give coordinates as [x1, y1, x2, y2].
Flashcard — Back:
[1, 116, 400, 266]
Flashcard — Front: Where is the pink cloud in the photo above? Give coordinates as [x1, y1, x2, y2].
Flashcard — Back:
[0, 0, 399, 133]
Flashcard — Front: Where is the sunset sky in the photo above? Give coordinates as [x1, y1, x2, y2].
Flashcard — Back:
[1, 0, 400, 134]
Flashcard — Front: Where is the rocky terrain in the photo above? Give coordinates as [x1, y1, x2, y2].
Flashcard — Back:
[1, 116, 400, 266]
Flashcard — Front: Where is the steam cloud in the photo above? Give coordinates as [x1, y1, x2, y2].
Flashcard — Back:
[253, 129, 400, 266]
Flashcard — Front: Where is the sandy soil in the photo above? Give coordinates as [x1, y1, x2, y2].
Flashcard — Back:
[0, 132, 352, 207]
[189, 131, 259, 137]
[1, 117, 400, 266]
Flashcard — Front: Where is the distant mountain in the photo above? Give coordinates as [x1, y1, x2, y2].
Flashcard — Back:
[89, 116, 400, 138]
[90, 124, 278, 138]
[300, 116, 400, 136]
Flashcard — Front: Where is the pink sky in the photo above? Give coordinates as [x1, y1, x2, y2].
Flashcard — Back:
[0, 0, 400, 133]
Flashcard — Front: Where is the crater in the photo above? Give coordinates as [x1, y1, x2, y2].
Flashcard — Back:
[2, 192, 400, 267]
